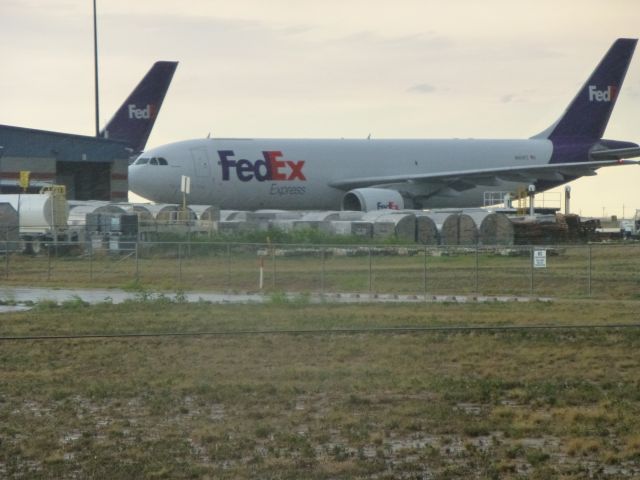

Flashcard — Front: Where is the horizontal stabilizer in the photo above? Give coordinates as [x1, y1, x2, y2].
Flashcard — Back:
[590, 146, 640, 160]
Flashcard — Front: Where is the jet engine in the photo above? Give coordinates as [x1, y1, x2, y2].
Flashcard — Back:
[341, 188, 404, 211]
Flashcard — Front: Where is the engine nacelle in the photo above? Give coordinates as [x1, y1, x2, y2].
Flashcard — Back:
[341, 188, 404, 212]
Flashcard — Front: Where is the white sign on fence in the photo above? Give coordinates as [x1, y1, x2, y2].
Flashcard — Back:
[180, 175, 191, 194]
[533, 249, 547, 268]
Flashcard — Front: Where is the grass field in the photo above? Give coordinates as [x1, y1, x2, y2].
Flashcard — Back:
[2, 298, 640, 478]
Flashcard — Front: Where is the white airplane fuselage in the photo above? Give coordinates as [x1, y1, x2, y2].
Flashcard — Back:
[129, 137, 554, 209]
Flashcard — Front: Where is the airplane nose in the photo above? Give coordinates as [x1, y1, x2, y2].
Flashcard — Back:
[128, 164, 148, 198]
[128, 156, 181, 203]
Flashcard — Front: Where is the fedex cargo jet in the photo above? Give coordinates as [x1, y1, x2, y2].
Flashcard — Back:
[129, 39, 639, 211]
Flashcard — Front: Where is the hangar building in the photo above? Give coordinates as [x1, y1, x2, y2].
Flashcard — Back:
[0, 124, 130, 201]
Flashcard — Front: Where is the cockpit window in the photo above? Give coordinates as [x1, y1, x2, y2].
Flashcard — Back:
[134, 156, 168, 166]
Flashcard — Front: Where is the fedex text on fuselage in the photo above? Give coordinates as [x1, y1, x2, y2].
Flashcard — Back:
[218, 150, 306, 182]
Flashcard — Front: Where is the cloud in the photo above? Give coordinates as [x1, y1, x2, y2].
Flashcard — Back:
[407, 83, 436, 94]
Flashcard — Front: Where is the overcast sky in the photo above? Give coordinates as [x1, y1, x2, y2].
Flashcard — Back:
[1, 0, 639, 216]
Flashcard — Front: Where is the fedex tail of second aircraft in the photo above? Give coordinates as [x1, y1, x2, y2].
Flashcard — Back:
[534, 38, 635, 142]
[100, 61, 178, 153]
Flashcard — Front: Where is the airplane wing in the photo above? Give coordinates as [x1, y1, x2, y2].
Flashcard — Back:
[329, 159, 639, 192]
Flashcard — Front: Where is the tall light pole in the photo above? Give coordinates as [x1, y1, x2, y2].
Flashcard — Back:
[93, 0, 100, 137]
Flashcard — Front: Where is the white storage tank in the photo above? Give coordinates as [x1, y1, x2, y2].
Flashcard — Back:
[0, 193, 68, 234]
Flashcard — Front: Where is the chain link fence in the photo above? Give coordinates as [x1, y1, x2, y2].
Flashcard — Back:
[1, 240, 639, 299]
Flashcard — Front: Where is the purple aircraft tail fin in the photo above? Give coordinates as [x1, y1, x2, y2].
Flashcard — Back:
[535, 38, 636, 141]
[100, 61, 178, 153]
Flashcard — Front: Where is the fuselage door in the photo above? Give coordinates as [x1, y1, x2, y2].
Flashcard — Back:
[190, 146, 212, 178]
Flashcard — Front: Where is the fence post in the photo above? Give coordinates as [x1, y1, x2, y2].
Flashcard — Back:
[5, 241, 9, 279]
[89, 242, 93, 282]
[271, 245, 276, 289]
[530, 246, 534, 295]
[423, 245, 428, 300]
[47, 244, 52, 281]
[226, 243, 231, 291]
[588, 244, 592, 298]
[178, 243, 182, 284]
[135, 241, 139, 283]
[475, 244, 479, 294]
[321, 247, 325, 296]
[368, 247, 373, 297]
